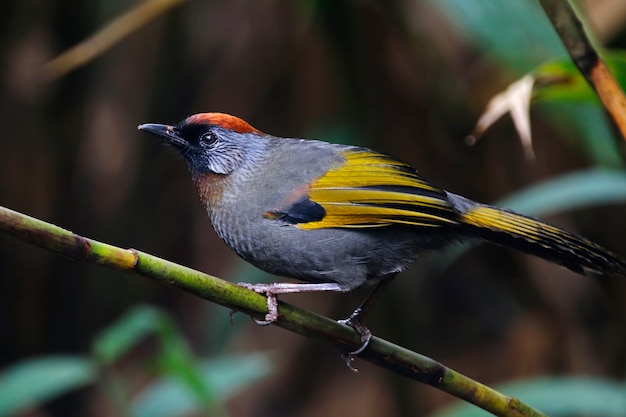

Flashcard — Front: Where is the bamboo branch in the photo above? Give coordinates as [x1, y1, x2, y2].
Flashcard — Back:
[0, 205, 546, 417]
[538, 0, 626, 145]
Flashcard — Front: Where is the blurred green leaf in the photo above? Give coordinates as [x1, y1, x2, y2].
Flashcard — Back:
[540, 102, 624, 168]
[0, 356, 97, 416]
[431, 0, 563, 72]
[533, 51, 626, 103]
[497, 168, 626, 216]
[131, 353, 273, 417]
[530, 51, 626, 167]
[93, 304, 220, 408]
[429, 376, 626, 417]
[156, 316, 217, 408]
[93, 304, 164, 364]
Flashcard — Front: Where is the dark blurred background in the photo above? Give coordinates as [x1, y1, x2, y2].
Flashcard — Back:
[1, 0, 626, 416]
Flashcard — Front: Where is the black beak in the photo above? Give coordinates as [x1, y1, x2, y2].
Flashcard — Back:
[138, 123, 188, 149]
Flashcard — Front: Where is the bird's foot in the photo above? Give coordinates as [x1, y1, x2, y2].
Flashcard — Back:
[338, 307, 373, 355]
[237, 283, 280, 323]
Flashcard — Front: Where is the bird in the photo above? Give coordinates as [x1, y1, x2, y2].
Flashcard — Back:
[138, 112, 626, 352]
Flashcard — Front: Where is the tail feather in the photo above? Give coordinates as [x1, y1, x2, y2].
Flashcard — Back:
[460, 205, 626, 276]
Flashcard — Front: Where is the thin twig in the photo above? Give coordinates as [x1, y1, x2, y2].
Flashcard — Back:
[538, 0, 626, 145]
[43, 0, 187, 80]
[0, 205, 547, 417]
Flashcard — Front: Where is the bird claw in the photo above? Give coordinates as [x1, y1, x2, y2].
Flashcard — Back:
[228, 309, 237, 324]
[228, 309, 273, 326]
[341, 353, 360, 373]
[252, 317, 273, 326]
[338, 307, 373, 355]
[337, 311, 373, 372]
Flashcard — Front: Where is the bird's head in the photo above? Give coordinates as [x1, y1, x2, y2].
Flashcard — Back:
[138, 113, 266, 177]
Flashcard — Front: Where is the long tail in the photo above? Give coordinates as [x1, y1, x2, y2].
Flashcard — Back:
[455, 198, 626, 276]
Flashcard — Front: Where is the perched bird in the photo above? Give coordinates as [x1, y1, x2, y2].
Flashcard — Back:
[139, 113, 625, 351]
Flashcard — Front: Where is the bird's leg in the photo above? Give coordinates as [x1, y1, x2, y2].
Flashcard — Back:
[339, 275, 397, 355]
[238, 277, 395, 360]
[237, 282, 347, 323]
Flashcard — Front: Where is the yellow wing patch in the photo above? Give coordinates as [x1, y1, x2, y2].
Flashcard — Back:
[297, 149, 459, 230]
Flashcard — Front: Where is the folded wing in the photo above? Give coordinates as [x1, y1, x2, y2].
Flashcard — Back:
[272, 149, 461, 230]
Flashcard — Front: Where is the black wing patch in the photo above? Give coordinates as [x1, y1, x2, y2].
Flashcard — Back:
[265, 195, 326, 224]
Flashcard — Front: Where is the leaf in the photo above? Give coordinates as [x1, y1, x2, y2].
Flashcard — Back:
[539, 102, 624, 168]
[496, 168, 626, 216]
[533, 51, 626, 103]
[131, 353, 274, 417]
[431, 0, 564, 72]
[531, 52, 626, 168]
[92, 304, 165, 364]
[0, 356, 97, 416]
[156, 317, 217, 407]
[93, 305, 219, 407]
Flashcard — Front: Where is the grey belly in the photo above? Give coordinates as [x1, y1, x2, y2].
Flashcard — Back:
[219, 220, 456, 290]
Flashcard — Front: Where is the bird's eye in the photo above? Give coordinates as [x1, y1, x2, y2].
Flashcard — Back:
[200, 132, 217, 145]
